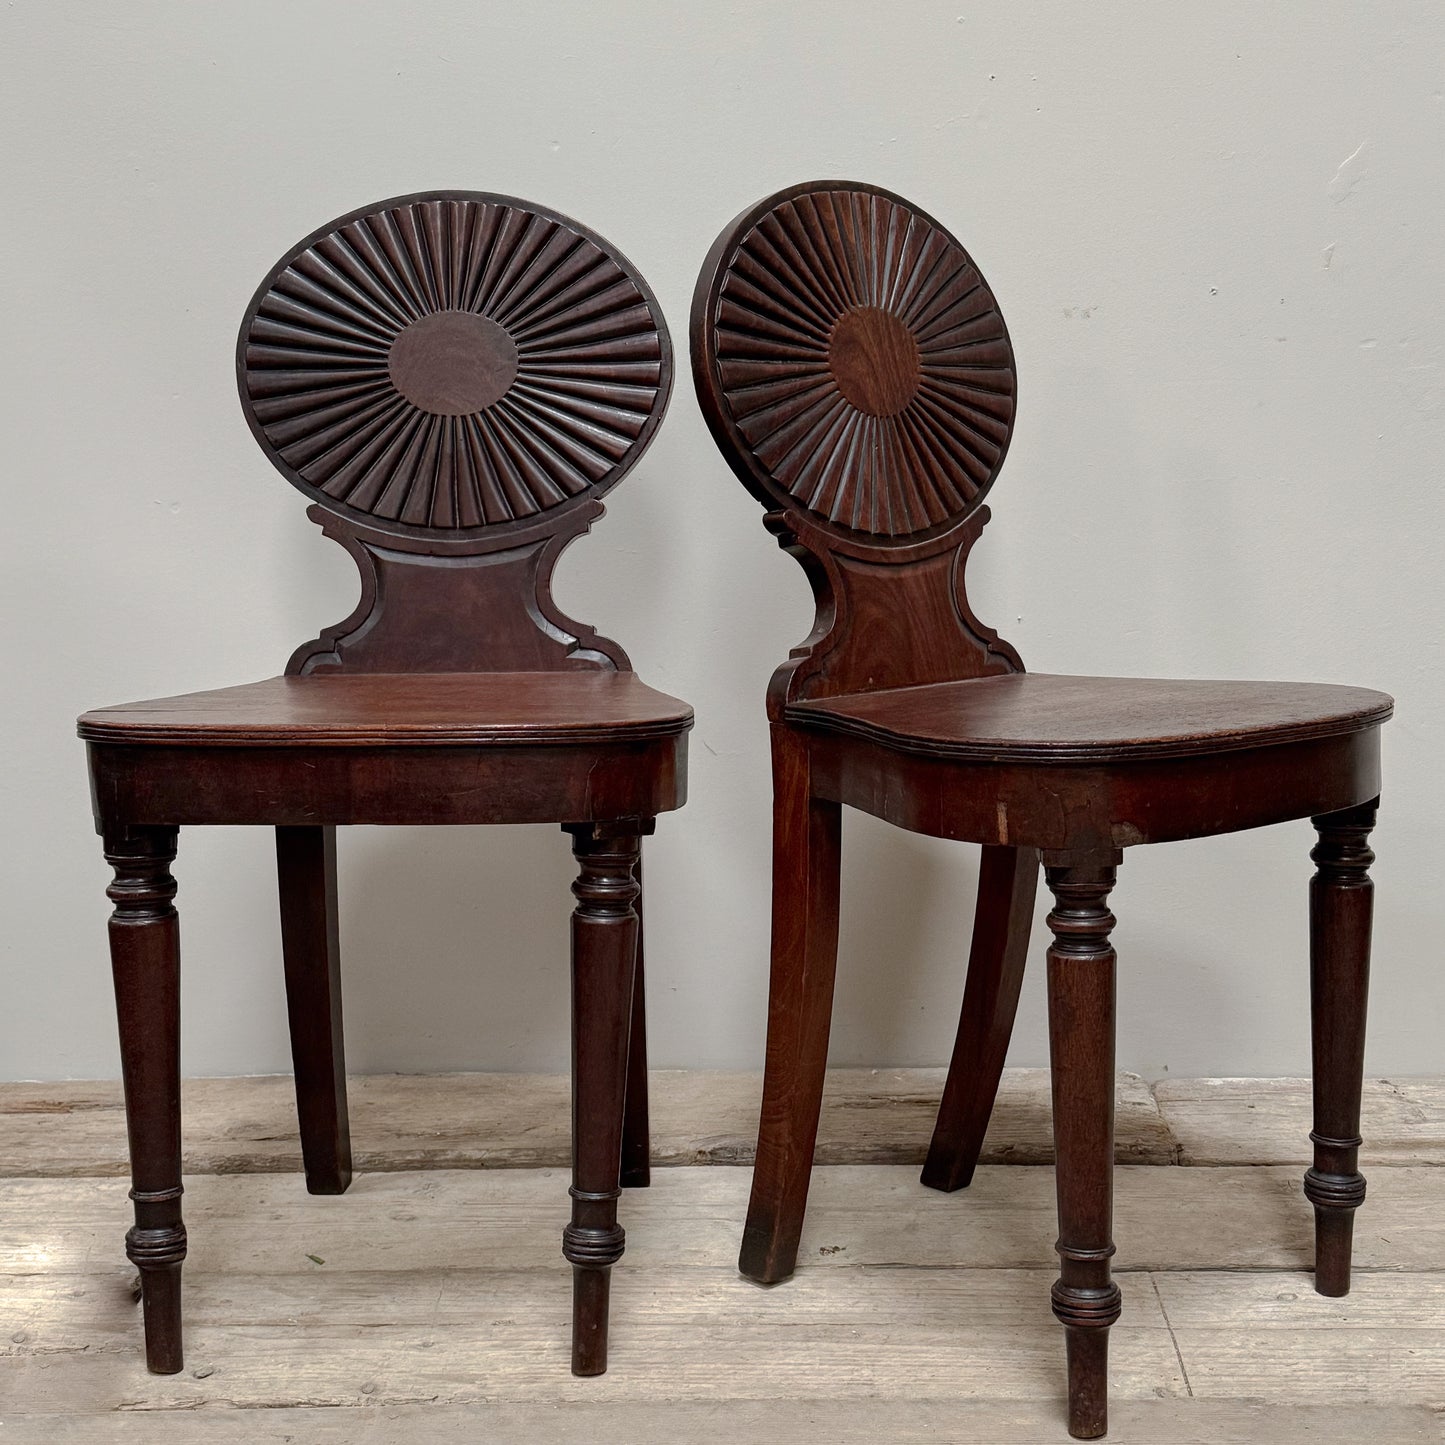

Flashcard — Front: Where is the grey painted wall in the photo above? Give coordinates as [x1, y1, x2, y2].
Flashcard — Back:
[2, 2, 1440, 1081]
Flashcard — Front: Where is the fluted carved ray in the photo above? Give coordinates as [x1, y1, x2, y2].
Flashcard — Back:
[711, 189, 1015, 539]
[242, 196, 665, 531]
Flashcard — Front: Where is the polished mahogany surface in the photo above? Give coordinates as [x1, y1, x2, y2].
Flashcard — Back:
[238, 191, 670, 541]
[692, 177, 1389, 1441]
[80, 673, 692, 748]
[692, 180, 1013, 544]
[790, 674, 1392, 763]
[85, 191, 686, 1387]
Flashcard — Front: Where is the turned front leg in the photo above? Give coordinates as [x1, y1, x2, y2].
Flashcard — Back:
[105, 826, 186, 1375]
[563, 825, 642, 1376]
[1045, 858, 1122, 1441]
[1306, 798, 1378, 1297]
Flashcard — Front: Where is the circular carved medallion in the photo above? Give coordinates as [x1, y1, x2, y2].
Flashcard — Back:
[387, 311, 519, 415]
[828, 307, 922, 418]
[239, 192, 671, 536]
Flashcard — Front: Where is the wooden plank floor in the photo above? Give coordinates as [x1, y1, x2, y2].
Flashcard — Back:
[1, 1071, 1441, 1442]
[6, 1066, 1443, 1176]
[0, 1067, 1179, 1175]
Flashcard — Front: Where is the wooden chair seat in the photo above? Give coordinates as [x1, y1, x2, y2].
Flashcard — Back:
[789, 674, 1391, 763]
[82, 674, 691, 828]
[690, 179, 1392, 1439]
[80, 672, 693, 748]
[788, 674, 1388, 857]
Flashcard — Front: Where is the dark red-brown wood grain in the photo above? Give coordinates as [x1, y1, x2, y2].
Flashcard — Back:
[691, 178, 1390, 1440]
[81, 191, 690, 1382]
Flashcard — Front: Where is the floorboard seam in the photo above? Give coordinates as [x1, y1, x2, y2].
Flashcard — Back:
[1149, 1271, 1194, 1398]
[1147, 1078, 1187, 1166]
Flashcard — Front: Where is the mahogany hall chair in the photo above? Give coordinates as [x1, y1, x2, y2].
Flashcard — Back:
[79, 191, 690, 1379]
[690, 180, 1391, 1439]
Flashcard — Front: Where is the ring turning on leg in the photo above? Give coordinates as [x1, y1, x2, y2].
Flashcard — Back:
[1045, 857, 1122, 1440]
[1306, 798, 1377, 1297]
[563, 825, 642, 1376]
[105, 825, 186, 1374]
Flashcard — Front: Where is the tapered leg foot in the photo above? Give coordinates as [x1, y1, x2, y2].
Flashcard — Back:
[106, 826, 186, 1375]
[922, 845, 1039, 1192]
[1045, 856, 1122, 1440]
[563, 824, 641, 1376]
[620, 845, 651, 1190]
[1305, 798, 1377, 1298]
[739, 727, 842, 1285]
[276, 826, 351, 1195]
[133, 1257, 184, 1375]
[1310, 1207, 1358, 1298]
[569, 1240, 618, 1376]
[1062, 1326, 1112, 1440]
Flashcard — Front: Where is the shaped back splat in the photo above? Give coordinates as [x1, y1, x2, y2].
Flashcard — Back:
[690, 180, 1020, 715]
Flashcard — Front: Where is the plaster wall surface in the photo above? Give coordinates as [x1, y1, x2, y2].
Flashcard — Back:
[2, 2, 1439, 1080]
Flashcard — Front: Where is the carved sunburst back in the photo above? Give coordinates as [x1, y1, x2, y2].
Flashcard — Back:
[690, 181, 1022, 711]
[691, 181, 1014, 545]
[237, 191, 672, 674]
[240, 190, 670, 539]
